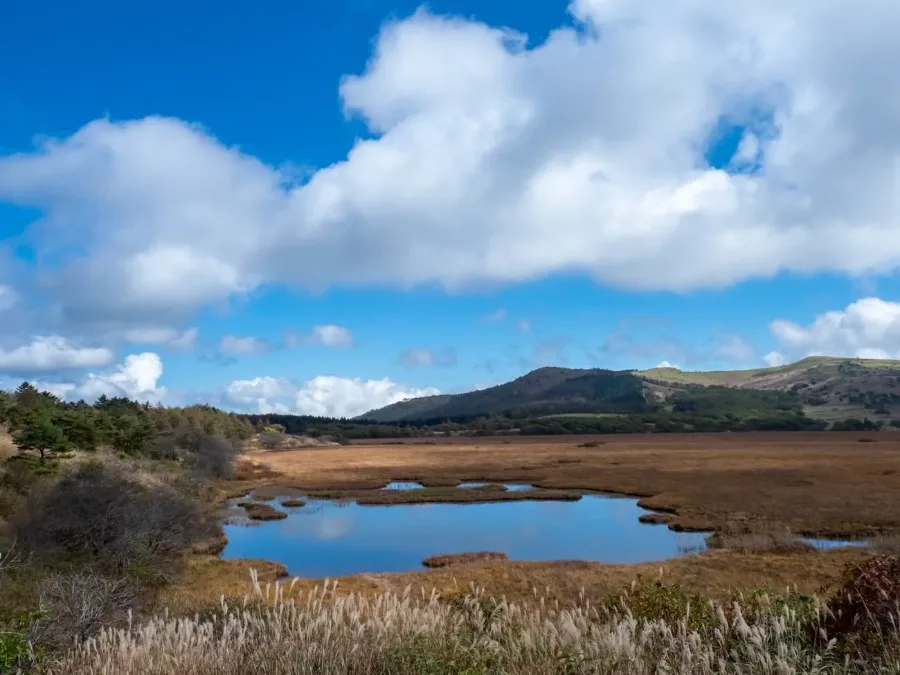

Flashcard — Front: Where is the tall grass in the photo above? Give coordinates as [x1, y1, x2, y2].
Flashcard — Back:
[48, 571, 896, 674]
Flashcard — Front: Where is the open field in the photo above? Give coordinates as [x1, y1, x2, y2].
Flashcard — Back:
[236, 432, 900, 537]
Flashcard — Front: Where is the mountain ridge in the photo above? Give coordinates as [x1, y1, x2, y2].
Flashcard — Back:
[361, 356, 900, 423]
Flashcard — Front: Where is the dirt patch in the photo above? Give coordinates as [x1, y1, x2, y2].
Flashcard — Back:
[423, 552, 508, 568]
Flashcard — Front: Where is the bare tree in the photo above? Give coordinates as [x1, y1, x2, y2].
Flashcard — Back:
[29, 571, 138, 647]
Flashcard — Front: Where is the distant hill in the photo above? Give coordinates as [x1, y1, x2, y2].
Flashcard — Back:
[360, 367, 647, 422]
[361, 356, 900, 423]
[640, 356, 900, 422]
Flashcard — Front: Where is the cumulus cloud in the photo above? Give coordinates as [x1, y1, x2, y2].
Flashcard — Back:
[223, 375, 440, 418]
[220, 335, 271, 356]
[655, 360, 679, 369]
[11, 352, 167, 403]
[0, 336, 114, 373]
[769, 297, 900, 361]
[762, 351, 786, 367]
[75, 353, 167, 402]
[3, 1, 900, 323]
[287, 325, 354, 348]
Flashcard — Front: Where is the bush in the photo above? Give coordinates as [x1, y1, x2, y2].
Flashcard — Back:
[12, 460, 212, 581]
[185, 435, 238, 479]
[258, 432, 285, 449]
[824, 555, 900, 652]
[29, 571, 138, 649]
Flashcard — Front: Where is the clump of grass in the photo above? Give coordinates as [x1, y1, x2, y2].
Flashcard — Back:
[422, 552, 507, 568]
[46, 569, 900, 674]
[282, 499, 306, 508]
[578, 440, 604, 448]
[237, 502, 287, 521]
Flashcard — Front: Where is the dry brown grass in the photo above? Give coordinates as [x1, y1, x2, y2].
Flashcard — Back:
[0, 430, 17, 458]
[422, 552, 508, 568]
[240, 432, 900, 536]
[169, 546, 862, 615]
[59, 572, 897, 675]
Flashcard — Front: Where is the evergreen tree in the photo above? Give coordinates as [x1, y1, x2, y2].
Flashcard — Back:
[110, 414, 156, 455]
[59, 408, 100, 452]
[12, 407, 69, 461]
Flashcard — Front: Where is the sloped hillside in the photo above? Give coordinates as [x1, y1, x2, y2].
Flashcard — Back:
[640, 356, 900, 421]
[361, 367, 647, 422]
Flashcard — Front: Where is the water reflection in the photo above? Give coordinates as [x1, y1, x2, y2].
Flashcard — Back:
[222, 493, 709, 578]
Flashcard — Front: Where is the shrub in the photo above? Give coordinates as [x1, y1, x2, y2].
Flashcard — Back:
[29, 571, 138, 649]
[185, 435, 238, 479]
[824, 555, 900, 651]
[258, 432, 285, 450]
[12, 460, 212, 581]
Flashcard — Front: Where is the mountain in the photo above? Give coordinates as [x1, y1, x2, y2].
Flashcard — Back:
[360, 367, 647, 422]
[362, 357, 900, 423]
[641, 356, 900, 422]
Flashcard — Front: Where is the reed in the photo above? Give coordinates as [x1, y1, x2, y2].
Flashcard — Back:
[47, 570, 897, 674]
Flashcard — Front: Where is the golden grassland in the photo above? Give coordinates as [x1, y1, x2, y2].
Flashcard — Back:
[167, 547, 865, 616]
[232, 432, 900, 537]
[171, 432, 900, 614]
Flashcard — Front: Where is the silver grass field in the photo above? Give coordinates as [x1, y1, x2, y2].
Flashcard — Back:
[47, 570, 899, 675]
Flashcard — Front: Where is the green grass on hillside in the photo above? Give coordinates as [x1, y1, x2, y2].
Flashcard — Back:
[640, 356, 900, 387]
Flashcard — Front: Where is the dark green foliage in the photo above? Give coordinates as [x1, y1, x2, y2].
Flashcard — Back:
[57, 406, 100, 452]
[109, 413, 156, 455]
[832, 417, 882, 431]
[12, 407, 69, 461]
[362, 367, 649, 422]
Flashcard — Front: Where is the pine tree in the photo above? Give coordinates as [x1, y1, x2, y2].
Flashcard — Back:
[13, 407, 69, 461]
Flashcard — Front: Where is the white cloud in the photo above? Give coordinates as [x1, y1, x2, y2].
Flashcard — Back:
[287, 325, 354, 348]
[516, 318, 532, 333]
[655, 360, 679, 369]
[0, 285, 18, 312]
[220, 335, 270, 356]
[223, 374, 440, 418]
[15, 352, 167, 403]
[0, 336, 114, 373]
[74, 352, 167, 402]
[762, 350, 786, 367]
[769, 297, 900, 361]
[124, 327, 198, 350]
[3, 1, 900, 322]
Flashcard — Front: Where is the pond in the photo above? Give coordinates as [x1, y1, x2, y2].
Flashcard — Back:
[221, 490, 710, 577]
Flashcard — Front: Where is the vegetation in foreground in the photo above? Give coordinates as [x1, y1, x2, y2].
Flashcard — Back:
[47, 557, 900, 674]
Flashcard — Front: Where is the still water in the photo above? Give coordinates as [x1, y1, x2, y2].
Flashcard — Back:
[221, 490, 709, 578]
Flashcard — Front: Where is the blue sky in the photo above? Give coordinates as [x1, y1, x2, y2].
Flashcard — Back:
[2, 0, 900, 417]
